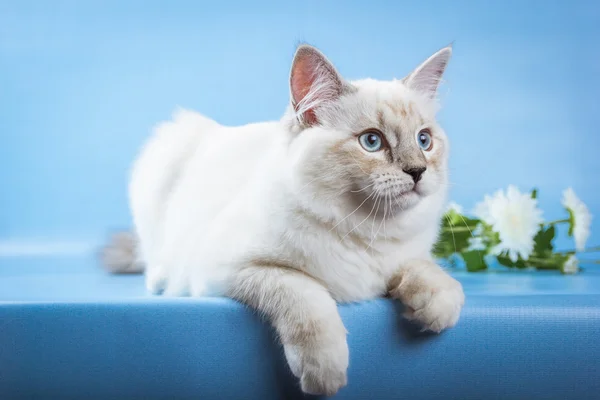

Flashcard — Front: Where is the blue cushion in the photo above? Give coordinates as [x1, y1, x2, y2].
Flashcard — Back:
[1, 255, 599, 399]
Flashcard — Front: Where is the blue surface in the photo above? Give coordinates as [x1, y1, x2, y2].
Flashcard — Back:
[1, 255, 600, 399]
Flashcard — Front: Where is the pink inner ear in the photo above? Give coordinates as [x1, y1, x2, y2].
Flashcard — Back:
[300, 107, 318, 125]
[290, 57, 318, 124]
[289, 46, 342, 125]
[291, 50, 331, 125]
[291, 57, 314, 104]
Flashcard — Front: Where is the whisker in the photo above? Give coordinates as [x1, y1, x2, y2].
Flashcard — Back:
[383, 192, 389, 241]
[330, 190, 375, 231]
[383, 193, 392, 241]
[366, 195, 383, 255]
[296, 174, 326, 194]
[444, 214, 457, 254]
[351, 182, 376, 193]
[349, 153, 369, 175]
[342, 189, 380, 241]
[458, 214, 476, 241]
[391, 193, 404, 210]
[368, 195, 388, 253]
[457, 213, 484, 265]
[371, 196, 381, 238]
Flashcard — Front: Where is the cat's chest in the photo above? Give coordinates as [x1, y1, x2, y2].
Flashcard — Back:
[310, 223, 430, 302]
[275, 204, 437, 303]
[307, 238, 411, 303]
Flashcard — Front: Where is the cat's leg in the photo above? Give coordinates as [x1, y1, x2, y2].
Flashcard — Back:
[388, 259, 464, 333]
[145, 264, 169, 294]
[228, 265, 349, 396]
[129, 110, 216, 295]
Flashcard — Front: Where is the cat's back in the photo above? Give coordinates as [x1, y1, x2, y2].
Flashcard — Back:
[186, 118, 283, 174]
[160, 115, 285, 231]
[176, 118, 284, 195]
[130, 109, 284, 267]
[130, 109, 281, 205]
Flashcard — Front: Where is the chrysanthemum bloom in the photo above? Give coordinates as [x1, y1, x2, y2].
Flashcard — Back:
[474, 185, 543, 262]
[562, 188, 592, 252]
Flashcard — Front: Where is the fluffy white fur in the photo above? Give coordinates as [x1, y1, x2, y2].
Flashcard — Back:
[109, 44, 464, 396]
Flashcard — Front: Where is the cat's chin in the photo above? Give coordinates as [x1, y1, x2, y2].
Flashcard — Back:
[387, 190, 422, 214]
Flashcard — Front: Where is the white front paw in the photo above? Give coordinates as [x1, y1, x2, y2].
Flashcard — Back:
[145, 266, 168, 294]
[284, 339, 349, 396]
[145, 265, 191, 296]
[390, 260, 465, 333]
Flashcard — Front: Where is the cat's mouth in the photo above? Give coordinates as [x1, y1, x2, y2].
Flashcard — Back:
[369, 181, 422, 205]
[411, 183, 425, 196]
[390, 185, 422, 210]
[394, 182, 420, 197]
[349, 179, 423, 214]
[396, 187, 420, 200]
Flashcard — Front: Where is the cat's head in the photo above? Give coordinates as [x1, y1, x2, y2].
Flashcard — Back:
[286, 44, 451, 219]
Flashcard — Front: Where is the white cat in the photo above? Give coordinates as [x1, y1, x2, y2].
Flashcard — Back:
[102, 44, 464, 396]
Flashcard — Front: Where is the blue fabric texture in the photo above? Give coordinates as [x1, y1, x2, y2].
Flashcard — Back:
[1, 256, 599, 400]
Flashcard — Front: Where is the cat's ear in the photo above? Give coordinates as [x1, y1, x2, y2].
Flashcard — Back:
[290, 45, 344, 126]
[403, 45, 452, 99]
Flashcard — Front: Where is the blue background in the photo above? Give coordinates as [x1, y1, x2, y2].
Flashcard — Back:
[1, 0, 598, 256]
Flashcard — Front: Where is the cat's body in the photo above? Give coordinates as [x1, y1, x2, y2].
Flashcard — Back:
[103, 44, 464, 396]
[131, 108, 443, 302]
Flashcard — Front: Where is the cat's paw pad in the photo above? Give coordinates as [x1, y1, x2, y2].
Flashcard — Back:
[391, 264, 464, 333]
[284, 340, 349, 396]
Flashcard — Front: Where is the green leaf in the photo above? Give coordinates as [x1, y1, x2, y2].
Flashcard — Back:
[433, 229, 471, 258]
[533, 225, 555, 257]
[496, 253, 527, 269]
[432, 240, 455, 259]
[527, 254, 568, 270]
[445, 210, 462, 226]
[511, 256, 527, 268]
[472, 224, 501, 254]
[440, 210, 459, 227]
[531, 188, 538, 199]
[496, 255, 514, 268]
[458, 215, 481, 229]
[441, 210, 480, 230]
[436, 210, 486, 260]
[462, 250, 488, 272]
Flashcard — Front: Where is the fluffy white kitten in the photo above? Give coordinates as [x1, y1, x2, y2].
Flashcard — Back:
[102, 44, 464, 396]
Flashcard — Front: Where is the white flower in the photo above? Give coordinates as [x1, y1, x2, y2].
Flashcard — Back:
[446, 202, 463, 215]
[561, 188, 592, 251]
[473, 185, 543, 262]
[561, 255, 579, 275]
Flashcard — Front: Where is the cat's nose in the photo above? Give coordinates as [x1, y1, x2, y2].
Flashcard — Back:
[403, 167, 426, 183]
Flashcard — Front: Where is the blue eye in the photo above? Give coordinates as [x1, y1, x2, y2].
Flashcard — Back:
[358, 131, 383, 152]
[417, 129, 433, 151]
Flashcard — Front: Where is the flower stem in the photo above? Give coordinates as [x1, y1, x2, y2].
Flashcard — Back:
[543, 219, 570, 225]
[526, 257, 560, 270]
[557, 245, 600, 255]
[441, 227, 473, 232]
